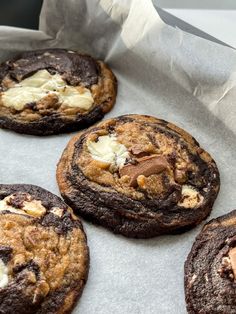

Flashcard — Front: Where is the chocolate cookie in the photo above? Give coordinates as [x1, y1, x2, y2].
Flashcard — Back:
[0, 184, 89, 314]
[0, 49, 116, 135]
[57, 114, 220, 238]
[184, 210, 236, 314]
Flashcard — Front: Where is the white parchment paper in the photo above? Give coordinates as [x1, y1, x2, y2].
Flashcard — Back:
[0, 0, 236, 313]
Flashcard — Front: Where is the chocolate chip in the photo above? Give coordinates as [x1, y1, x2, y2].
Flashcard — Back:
[0, 246, 12, 264]
[25, 102, 37, 111]
[120, 155, 168, 187]
[13, 260, 40, 280]
[129, 147, 149, 158]
[167, 152, 177, 166]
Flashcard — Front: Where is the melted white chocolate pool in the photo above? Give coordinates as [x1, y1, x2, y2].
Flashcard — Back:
[1, 69, 94, 111]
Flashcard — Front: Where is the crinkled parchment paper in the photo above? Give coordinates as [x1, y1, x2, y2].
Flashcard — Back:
[0, 0, 236, 313]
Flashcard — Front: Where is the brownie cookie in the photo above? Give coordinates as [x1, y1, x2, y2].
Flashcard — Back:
[185, 210, 236, 314]
[0, 184, 89, 314]
[0, 49, 116, 135]
[57, 114, 220, 238]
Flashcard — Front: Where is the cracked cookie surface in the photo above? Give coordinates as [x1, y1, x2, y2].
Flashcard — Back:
[0, 49, 117, 135]
[0, 184, 89, 314]
[57, 114, 220, 238]
[185, 210, 236, 314]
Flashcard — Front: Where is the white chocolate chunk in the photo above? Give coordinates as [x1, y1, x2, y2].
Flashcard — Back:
[20, 69, 57, 88]
[59, 87, 93, 109]
[21, 199, 46, 217]
[178, 185, 203, 208]
[1, 69, 94, 111]
[0, 259, 8, 288]
[50, 207, 64, 217]
[0, 195, 46, 217]
[87, 135, 129, 168]
[2, 87, 46, 110]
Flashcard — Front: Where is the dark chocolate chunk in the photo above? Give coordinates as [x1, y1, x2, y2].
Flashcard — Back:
[13, 259, 40, 280]
[6, 192, 29, 209]
[9, 49, 99, 87]
[40, 211, 81, 235]
[0, 246, 12, 264]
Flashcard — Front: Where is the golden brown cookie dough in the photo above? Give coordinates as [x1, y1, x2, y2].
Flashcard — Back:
[57, 114, 220, 238]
